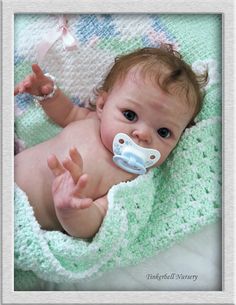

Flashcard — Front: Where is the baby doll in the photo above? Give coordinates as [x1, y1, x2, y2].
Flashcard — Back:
[14, 45, 207, 238]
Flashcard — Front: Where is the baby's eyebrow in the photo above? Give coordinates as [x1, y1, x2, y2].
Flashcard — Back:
[126, 98, 142, 108]
[168, 120, 182, 130]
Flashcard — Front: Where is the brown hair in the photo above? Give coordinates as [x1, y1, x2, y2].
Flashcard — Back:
[92, 44, 208, 127]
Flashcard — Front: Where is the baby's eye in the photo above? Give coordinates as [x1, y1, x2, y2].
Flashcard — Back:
[123, 110, 137, 122]
[157, 127, 171, 138]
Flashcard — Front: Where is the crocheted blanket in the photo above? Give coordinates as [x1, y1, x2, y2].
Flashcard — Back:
[14, 14, 222, 290]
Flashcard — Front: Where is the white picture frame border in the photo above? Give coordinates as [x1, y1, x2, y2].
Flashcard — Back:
[1, 0, 235, 304]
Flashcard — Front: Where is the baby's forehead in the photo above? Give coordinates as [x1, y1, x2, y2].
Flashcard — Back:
[122, 64, 173, 91]
[131, 65, 195, 105]
[124, 65, 161, 82]
[122, 65, 181, 96]
[121, 66, 195, 115]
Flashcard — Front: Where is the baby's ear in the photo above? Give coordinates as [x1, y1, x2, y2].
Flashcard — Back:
[96, 91, 108, 119]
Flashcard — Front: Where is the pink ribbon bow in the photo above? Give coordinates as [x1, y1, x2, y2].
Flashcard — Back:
[36, 15, 78, 64]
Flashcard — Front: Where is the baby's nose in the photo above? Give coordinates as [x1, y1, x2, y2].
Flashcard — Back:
[132, 128, 152, 145]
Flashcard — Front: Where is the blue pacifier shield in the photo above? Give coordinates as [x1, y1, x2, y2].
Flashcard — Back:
[112, 133, 161, 175]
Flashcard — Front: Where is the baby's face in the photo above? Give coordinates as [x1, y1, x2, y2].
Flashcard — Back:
[96, 68, 195, 166]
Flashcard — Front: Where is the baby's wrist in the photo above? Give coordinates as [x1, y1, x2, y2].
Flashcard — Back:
[33, 73, 58, 102]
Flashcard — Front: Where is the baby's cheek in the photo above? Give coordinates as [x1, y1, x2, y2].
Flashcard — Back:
[100, 127, 114, 153]
[156, 147, 172, 166]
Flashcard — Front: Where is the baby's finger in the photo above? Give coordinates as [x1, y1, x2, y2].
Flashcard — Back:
[70, 197, 93, 209]
[23, 82, 31, 89]
[73, 173, 89, 196]
[51, 174, 64, 194]
[32, 63, 44, 77]
[69, 147, 83, 169]
[18, 83, 26, 93]
[47, 154, 65, 177]
[14, 86, 20, 96]
[23, 75, 34, 88]
[62, 157, 82, 183]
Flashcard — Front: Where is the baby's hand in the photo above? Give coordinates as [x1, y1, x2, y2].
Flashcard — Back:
[51, 171, 93, 210]
[47, 148, 93, 210]
[14, 64, 54, 97]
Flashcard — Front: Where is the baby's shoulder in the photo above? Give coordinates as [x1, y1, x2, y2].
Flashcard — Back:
[85, 109, 97, 119]
[72, 105, 91, 121]
[67, 109, 99, 132]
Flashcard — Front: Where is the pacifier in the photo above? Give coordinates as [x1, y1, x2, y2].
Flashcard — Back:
[112, 133, 161, 175]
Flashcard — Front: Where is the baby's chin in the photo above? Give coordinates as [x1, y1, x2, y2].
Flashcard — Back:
[99, 136, 113, 154]
[103, 142, 113, 155]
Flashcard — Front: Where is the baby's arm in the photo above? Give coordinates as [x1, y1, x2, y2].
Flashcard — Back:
[14, 64, 90, 127]
[47, 148, 108, 238]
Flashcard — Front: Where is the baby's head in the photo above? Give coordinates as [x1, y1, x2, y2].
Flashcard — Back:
[94, 45, 208, 167]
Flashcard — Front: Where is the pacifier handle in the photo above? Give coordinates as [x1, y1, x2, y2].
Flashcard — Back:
[113, 155, 147, 175]
[112, 133, 161, 175]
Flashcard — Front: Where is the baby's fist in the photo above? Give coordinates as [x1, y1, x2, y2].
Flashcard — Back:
[14, 64, 54, 97]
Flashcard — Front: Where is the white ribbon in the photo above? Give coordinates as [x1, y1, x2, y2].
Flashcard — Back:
[36, 15, 78, 64]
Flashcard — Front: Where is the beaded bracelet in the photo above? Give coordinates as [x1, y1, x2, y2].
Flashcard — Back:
[32, 73, 57, 102]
